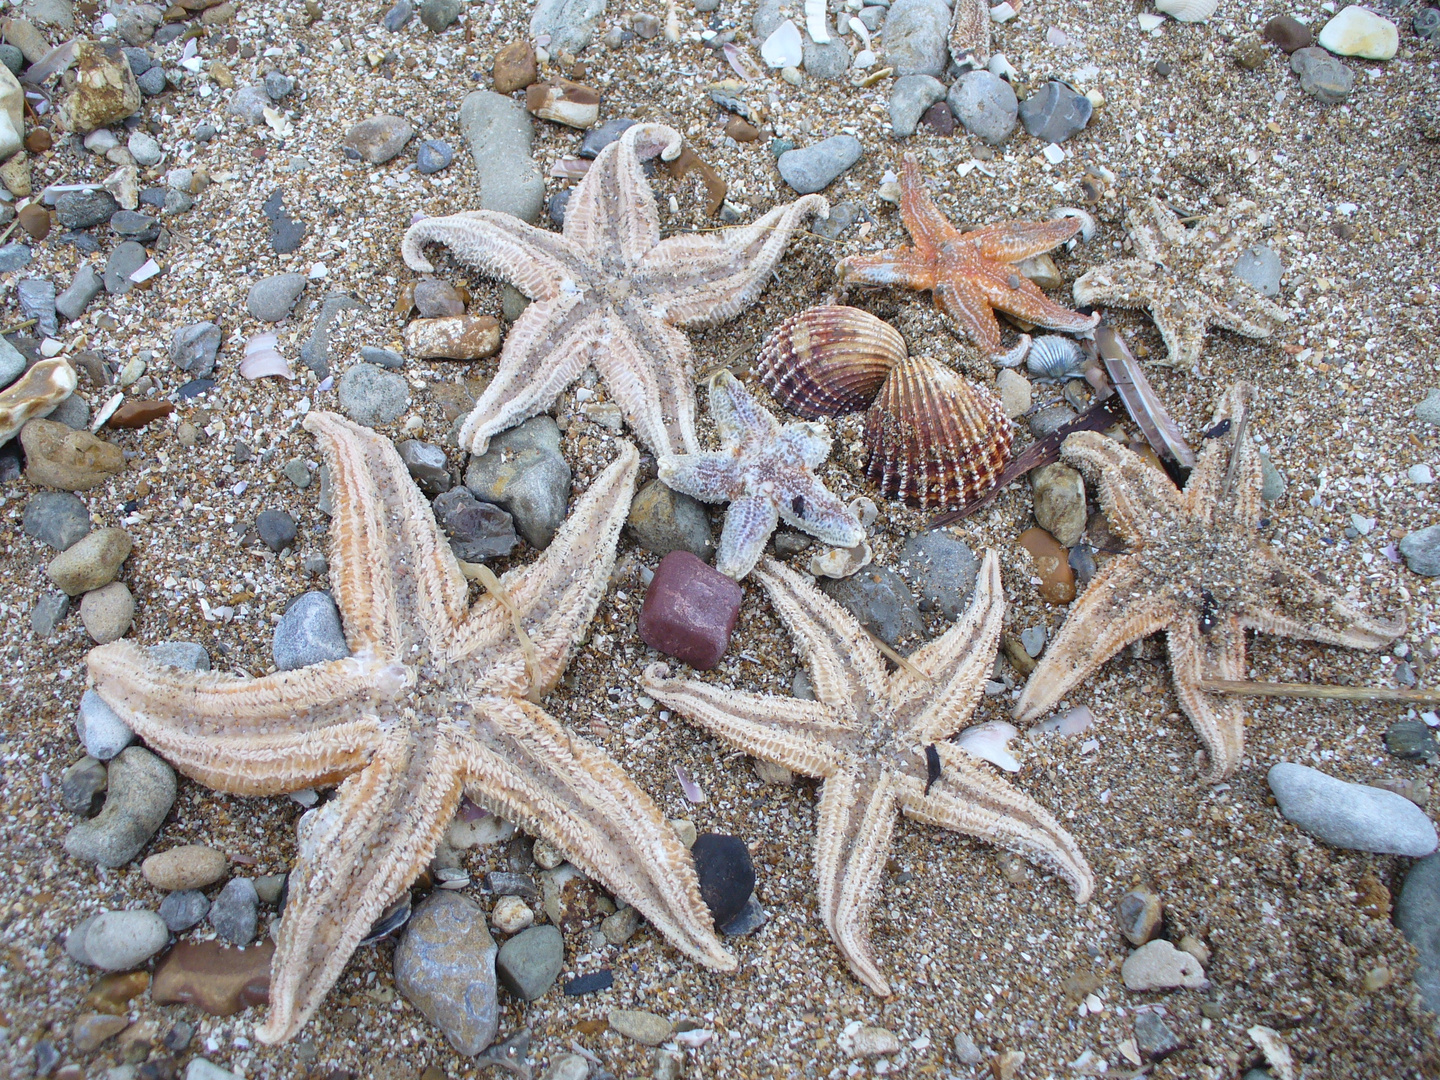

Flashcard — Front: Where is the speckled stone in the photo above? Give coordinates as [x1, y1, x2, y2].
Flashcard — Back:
[393, 891, 499, 1055]
[495, 924, 563, 1001]
[64, 746, 176, 866]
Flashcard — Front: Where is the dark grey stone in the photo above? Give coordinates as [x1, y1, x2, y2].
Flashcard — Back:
[1134, 1011, 1182, 1060]
[579, 118, 636, 158]
[416, 139, 454, 174]
[0, 242, 30, 271]
[56, 264, 104, 321]
[819, 565, 924, 648]
[383, 0, 414, 31]
[1291, 46, 1354, 104]
[255, 509, 298, 552]
[18, 278, 57, 338]
[23, 490, 91, 550]
[136, 66, 167, 95]
[159, 888, 210, 932]
[626, 478, 713, 561]
[420, 0, 461, 31]
[495, 924, 564, 1001]
[104, 241, 149, 295]
[170, 321, 222, 377]
[60, 755, 106, 815]
[397, 439, 451, 494]
[360, 345, 405, 369]
[263, 70, 295, 99]
[1401, 525, 1440, 577]
[1018, 80, 1093, 143]
[210, 877, 258, 944]
[896, 532, 978, 619]
[433, 488, 518, 561]
[464, 416, 572, 550]
[55, 190, 119, 229]
[110, 210, 157, 237]
[30, 590, 71, 638]
[1397, 852, 1440, 1015]
[300, 293, 362, 377]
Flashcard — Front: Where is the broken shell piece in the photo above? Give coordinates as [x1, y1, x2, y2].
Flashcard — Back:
[102, 164, 138, 210]
[525, 79, 601, 129]
[1030, 704, 1096, 737]
[404, 315, 501, 360]
[955, 720, 1021, 772]
[240, 332, 293, 380]
[805, 0, 831, 43]
[809, 539, 872, 579]
[0, 358, 76, 445]
[761, 19, 803, 68]
[1155, 0, 1218, 23]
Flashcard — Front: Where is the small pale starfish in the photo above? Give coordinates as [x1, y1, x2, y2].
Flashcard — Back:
[837, 154, 1098, 366]
[1072, 196, 1289, 371]
[402, 122, 827, 459]
[657, 370, 864, 580]
[644, 552, 1093, 995]
[1015, 383, 1404, 781]
[86, 413, 734, 1044]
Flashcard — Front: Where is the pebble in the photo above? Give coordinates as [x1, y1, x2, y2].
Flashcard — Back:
[263, 70, 294, 99]
[608, 1009, 673, 1046]
[417, 0, 462, 30]
[18, 277, 57, 338]
[882, 0, 950, 77]
[1018, 526, 1076, 603]
[395, 892, 500, 1054]
[1396, 852, 1440, 1015]
[383, 0, 413, 31]
[1416, 390, 1440, 427]
[22, 417, 124, 490]
[73, 1012, 128, 1052]
[526, 79, 601, 129]
[24, 490, 92, 550]
[530, 0, 606, 54]
[895, 532, 978, 618]
[846, 1025, 901, 1057]
[0, 336, 22, 388]
[300, 293, 362, 376]
[255, 509, 297, 553]
[109, 210, 157, 239]
[1259, 450, 1286, 502]
[246, 273, 307, 322]
[1134, 1011, 1183, 1060]
[948, 68, 1019, 145]
[0, 45, 20, 73]
[626, 478, 715, 561]
[1117, 887, 1162, 945]
[186, 1060, 240, 1080]
[48, 392, 90, 430]
[360, 345, 405, 369]
[777, 135, 863, 194]
[283, 458, 312, 488]
[262, 189, 306, 254]
[920, 100, 955, 136]
[405, 314, 501, 359]
[542, 1053, 592, 1080]
[464, 416, 571, 549]
[0, 241, 29, 271]
[127, 130, 163, 168]
[802, 34, 851, 80]
[459, 90, 545, 224]
[56, 189, 119, 229]
[1263, 14, 1312, 52]
[601, 903, 640, 945]
[1018, 81, 1092, 143]
[1400, 526, 1440, 576]
[416, 139, 454, 174]
[1031, 463, 1086, 548]
[820, 566, 923, 647]
[548, 189, 571, 229]
[17, 203, 49, 240]
[491, 894, 535, 933]
[151, 939, 274, 1016]
[63, 745, 175, 866]
[638, 550, 743, 670]
[811, 200, 864, 240]
[496, 923, 564, 1001]
[81, 582, 135, 644]
[342, 115, 415, 165]
[433, 488, 519, 561]
[398, 439, 451, 494]
[1121, 939, 1207, 991]
[1233, 245, 1282, 297]
[274, 591, 350, 670]
[954, 1031, 983, 1065]
[78, 688, 135, 759]
[492, 40, 538, 93]
[65, 41, 142, 133]
[60, 755, 107, 814]
[486, 871, 538, 898]
[159, 889, 211, 933]
[1290, 47, 1354, 104]
[338, 362, 410, 426]
[1268, 761, 1438, 855]
[71, 909, 169, 970]
[415, 278, 465, 318]
[995, 368, 1031, 418]
[580, 118, 635, 158]
[209, 878, 258, 944]
[1317, 5, 1397, 60]
[1233, 35, 1267, 71]
[692, 833, 755, 928]
[143, 845, 229, 891]
[889, 74, 946, 138]
[720, 894, 767, 936]
[1385, 720, 1439, 761]
[31, 589, 71, 637]
[228, 84, 270, 126]
[1411, 464, 1434, 485]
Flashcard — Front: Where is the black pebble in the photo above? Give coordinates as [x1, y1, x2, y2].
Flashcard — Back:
[564, 969, 614, 996]
[691, 832, 755, 929]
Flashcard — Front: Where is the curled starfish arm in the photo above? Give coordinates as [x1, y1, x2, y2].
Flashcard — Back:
[977, 264, 1101, 334]
[1210, 282, 1290, 339]
[643, 662, 853, 776]
[968, 218, 1084, 263]
[838, 247, 938, 293]
[257, 724, 463, 1044]
[899, 744, 1093, 902]
[1166, 611, 1249, 782]
[896, 154, 957, 254]
[589, 310, 700, 457]
[636, 193, 829, 327]
[1071, 260, 1163, 311]
[1242, 556, 1405, 648]
[714, 493, 781, 580]
[772, 476, 865, 550]
[1061, 431, 1187, 544]
[562, 122, 679, 271]
[456, 696, 735, 971]
[401, 210, 579, 300]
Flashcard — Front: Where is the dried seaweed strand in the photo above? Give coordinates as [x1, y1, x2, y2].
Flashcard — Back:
[1198, 679, 1440, 706]
[463, 560, 541, 699]
[865, 627, 931, 681]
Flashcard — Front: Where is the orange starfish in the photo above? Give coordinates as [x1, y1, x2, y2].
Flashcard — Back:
[838, 156, 1099, 366]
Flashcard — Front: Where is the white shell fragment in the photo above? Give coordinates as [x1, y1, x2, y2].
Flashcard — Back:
[240, 332, 293, 381]
[805, 0, 830, 42]
[810, 540, 872, 579]
[1137, 12, 1165, 30]
[955, 720, 1022, 772]
[1154, 0, 1217, 23]
[761, 19, 804, 68]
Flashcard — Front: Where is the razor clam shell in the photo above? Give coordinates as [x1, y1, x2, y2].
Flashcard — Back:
[756, 305, 905, 419]
[863, 354, 1013, 510]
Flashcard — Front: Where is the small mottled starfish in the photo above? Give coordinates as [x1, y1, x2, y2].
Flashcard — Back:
[1072, 197, 1289, 371]
[645, 552, 1093, 995]
[1015, 383, 1403, 780]
[837, 154, 1098, 366]
[86, 413, 734, 1044]
[402, 122, 827, 458]
[657, 370, 864, 580]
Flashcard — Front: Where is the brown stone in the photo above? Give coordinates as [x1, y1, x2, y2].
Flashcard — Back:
[1263, 14, 1312, 53]
[403, 315, 501, 360]
[152, 939, 273, 1016]
[723, 116, 759, 142]
[106, 399, 175, 429]
[1017, 527, 1075, 604]
[85, 970, 150, 1014]
[492, 39, 537, 93]
[21, 418, 125, 491]
[17, 201, 48, 240]
[526, 79, 600, 129]
[24, 128, 50, 153]
[638, 550, 742, 670]
[73, 1012, 128, 1051]
[64, 40, 142, 133]
[199, 1, 236, 24]
[142, 844, 229, 891]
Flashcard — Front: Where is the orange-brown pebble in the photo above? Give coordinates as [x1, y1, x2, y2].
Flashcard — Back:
[17, 202, 49, 240]
[24, 128, 51, 154]
[106, 399, 175, 429]
[724, 116, 760, 142]
[151, 939, 273, 1016]
[1018, 527, 1076, 603]
[492, 39, 537, 93]
[84, 970, 150, 1014]
[73, 1013, 128, 1052]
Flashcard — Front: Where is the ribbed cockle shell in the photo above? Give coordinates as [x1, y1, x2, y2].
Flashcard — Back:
[863, 354, 1013, 509]
[756, 305, 905, 419]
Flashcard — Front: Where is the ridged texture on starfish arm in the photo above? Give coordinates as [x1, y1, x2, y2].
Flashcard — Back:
[86, 412, 733, 1045]
[644, 551, 1092, 995]
[1014, 383, 1404, 781]
[838, 155, 1098, 365]
[1072, 197, 1290, 371]
[658, 371, 863, 580]
[401, 122, 827, 459]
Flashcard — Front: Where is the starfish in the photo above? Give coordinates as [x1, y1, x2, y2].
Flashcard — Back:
[644, 552, 1093, 995]
[1072, 196, 1289, 371]
[85, 413, 734, 1044]
[401, 122, 828, 459]
[837, 154, 1098, 366]
[1014, 383, 1404, 780]
[657, 370, 864, 580]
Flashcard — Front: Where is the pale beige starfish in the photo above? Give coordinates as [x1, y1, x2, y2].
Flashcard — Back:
[1015, 383, 1404, 780]
[401, 122, 828, 459]
[644, 552, 1092, 996]
[85, 412, 734, 1044]
[1072, 197, 1289, 371]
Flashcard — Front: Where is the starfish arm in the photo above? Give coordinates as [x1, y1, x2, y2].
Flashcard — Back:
[708, 369, 781, 445]
[657, 450, 744, 503]
[458, 299, 602, 455]
[1013, 558, 1177, 724]
[1071, 261, 1163, 311]
[1060, 431, 1187, 543]
[976, 263, 1101, 335]
[893, 551, 1005, 743]
[714, 493, 781, 580]
[781, 421, 833, 470]
[1242, 554, 1405, 648]
[256, 723, 463, 1044]
[772, 475, 866, 551]
[1179, 383, 1257, 529]
[933, 276, 1006, 357]
[454, 696, 735, 971]
[813, 764, 901, 995]
[897, 154, 957, 255]
[306, 412, 470, 652]
[633, 194, 830, 327]
[1152, 305, 1210, 371]
[641, 662, 854, 775]
[898, 744, 1093, 901]
[1166, 611, 1249, 782]
[1209, 284, 1290, 339]
[967, 218, 1084, 263]
[590, 303, 701, 457]
[1141, 198, 1188, 253]
[86, 642, 384, 795]
[401, 210, 580, 300]
[562, 122, 679, 271]
[752, 556, 891, 706]
[837, 247, 937, 293]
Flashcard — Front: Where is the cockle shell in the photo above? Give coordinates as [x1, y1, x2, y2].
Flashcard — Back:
[1026, 335, 1088, 382]
[755, 305, 905, 419]
[863, 354, 1013, 510]
[1154, 0, 1218, 23]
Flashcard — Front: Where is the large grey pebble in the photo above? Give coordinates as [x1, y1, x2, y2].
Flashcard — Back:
[23, 491, 91, 550]
[273, 591, 351, 670]
[56, 264, 104, 321]
[1400, 526, 1440, 577]
[394, 891, 499, 1055]
[74, 909, 169, 970]
[0, 333, 24, 387]
[889, 74, 946, 138]
[1290, 46, 1354, 104]
[55, 189, 118, 229]
[882, 0, 951, 77]
[459, 91, 545, 224]
[530, 0, 606, 55]
[464, 416, 571, 550]
[1417, 389, 1440, 427]
[170, 322, 222, 378]
[752, 0, 783, 38]
[777, 135, 863, 195]
[227, 84, 270, 125]
[104, 242, 149, 295]
[342, 115, 414, 164]
[896, 532, 978, 619]
[338, 362, 409, 425]
[1268, 761, 1438, 856]
[246, 273, 307, 322]
[159, 888, 211, 932]
[210, 878, 258, 944]
[60, 755, 106, 815]
[948, 70, 1018, 145]
[255, 509, 297, 553]
[1397, 852, 1440, 1015]
[496, 923, 564, 1001]
[1233, 245, 1282, 297]
[30, 591, 71, 638]
[419, 0, 461, 31]
[627, 478, 714, 561]
[433, 488, 518, 562]
[820, 566, 924, 648]
[803, 33, 851, 80]
[136, 66, 167, 95]
[1018, 81, 1092, 143]
[18, 278, 58, 338]
[78, 688, 135, 760]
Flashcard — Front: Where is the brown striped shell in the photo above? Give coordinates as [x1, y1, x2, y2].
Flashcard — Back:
[863, 355, 1013, 510]
[755, 305, 906, 419]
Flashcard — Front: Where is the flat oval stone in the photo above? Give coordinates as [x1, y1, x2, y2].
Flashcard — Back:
[21, 418, 124, 490]
[393, 891, 499, 1055]
[78, 909, 169, 970]
[495, 923, 563, 1001]
[691, 833, 754, 928]
[151, 939, 273, 1016]
[143, 845, 229, 891]
[1268, 762, 1438, 856]
[23, 490, 92, 551]
[608, 1008, 673, 1046]
[47, 526, 132, 595]
[342, 114, 415, 164]
[776, 135, 863, 195]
